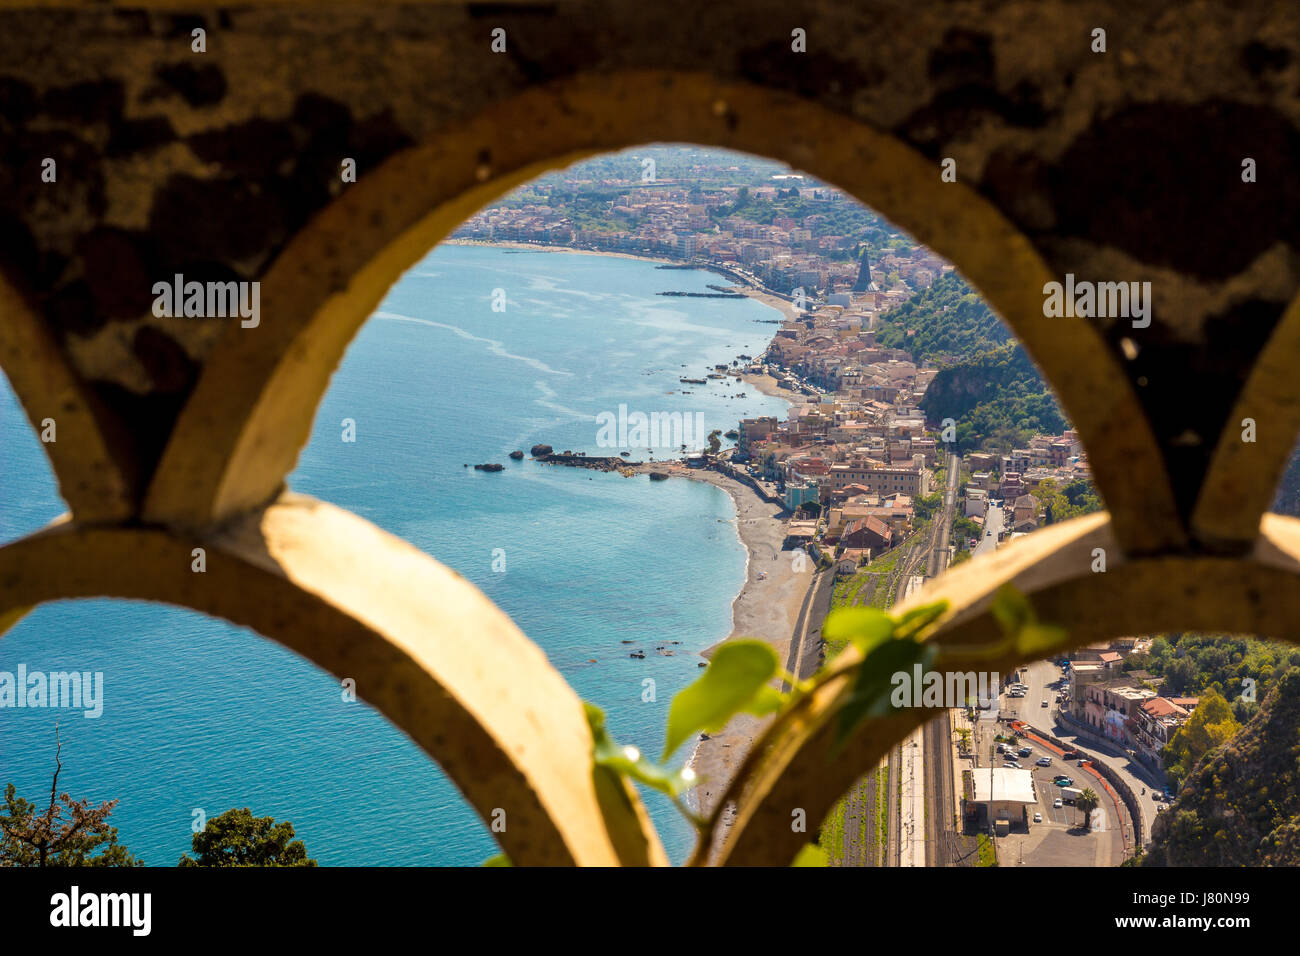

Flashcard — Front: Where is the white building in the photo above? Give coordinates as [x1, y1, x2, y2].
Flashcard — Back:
[968, 767, 1038, 833]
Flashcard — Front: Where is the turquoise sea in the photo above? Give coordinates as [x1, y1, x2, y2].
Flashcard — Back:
[0, 245, 789, 865]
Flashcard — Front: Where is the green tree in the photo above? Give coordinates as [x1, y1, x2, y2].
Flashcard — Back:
[179, 808, 317, 867]
[1165, 689, 1242, 785]
[1076, 788, 1100, 831]
[913, 492, 942, 522]
[0, 735, 139, 867]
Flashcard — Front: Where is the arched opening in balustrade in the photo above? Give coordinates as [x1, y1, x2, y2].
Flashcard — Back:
[2, 136, 1116, 867]
[6, 70, 1300, 867]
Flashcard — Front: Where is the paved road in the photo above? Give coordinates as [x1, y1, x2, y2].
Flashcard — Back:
[1018, 658, 1163, 847]
[973, 501, 1003, 558]
[976, 715, 1123, 866]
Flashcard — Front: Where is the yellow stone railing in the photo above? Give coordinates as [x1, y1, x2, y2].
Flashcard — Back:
[4, 69, 1300, 865]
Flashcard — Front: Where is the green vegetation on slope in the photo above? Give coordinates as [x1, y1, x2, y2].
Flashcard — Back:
[1162, 690, 1242, 786]
[876, 271, 1010, 364]
[1145, 669, 1300, 866]
[920, 343, 1067, 453]
[876, 272, 1067, 453]
[1125, 633, 1300, 716]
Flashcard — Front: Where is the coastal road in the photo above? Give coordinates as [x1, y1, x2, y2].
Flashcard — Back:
[1019, 658, 1161, 847]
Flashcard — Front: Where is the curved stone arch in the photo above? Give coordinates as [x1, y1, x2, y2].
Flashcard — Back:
[143, 69, 1181, 554]
[1194, 291, 1300, 549]
[0, 274, 134, 522]
[708, 511, 1300, 866]
[0, 494, 667, 867]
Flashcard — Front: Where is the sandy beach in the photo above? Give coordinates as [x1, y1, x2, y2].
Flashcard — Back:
[637, 461, 815, 824]
[460, 236, 815, 839]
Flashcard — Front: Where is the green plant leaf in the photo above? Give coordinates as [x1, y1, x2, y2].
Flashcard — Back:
[892, 600, 950, 641]
[1017, 623, 1068, 657]
[586, 703, 697, 799]
[792, 843, 829, 867]
[833, 637, 937, 752]
[823, 607, 894, 654]
[483, 853, 512, 867]
[990, 584, 1033, 634]
[662, 640, 782, 760]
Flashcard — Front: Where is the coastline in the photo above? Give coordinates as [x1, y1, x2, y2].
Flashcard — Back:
[459, 237, 812, 834]
[445, 237, 802, 324]
[638, 461, 814, 822]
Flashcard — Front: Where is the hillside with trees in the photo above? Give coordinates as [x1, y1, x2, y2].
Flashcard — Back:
[876, 271, 1010, 364]
[877, 273, 1067, 453]
[919, 343, 1067, 453]
[1124, 633, 1300, 723]
[1145, 669, 1300, 866]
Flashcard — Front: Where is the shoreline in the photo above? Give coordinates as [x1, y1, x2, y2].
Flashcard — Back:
[636, 461, 814, 821]
[458, 238, 812, 828]
[445, 237, 802, 324]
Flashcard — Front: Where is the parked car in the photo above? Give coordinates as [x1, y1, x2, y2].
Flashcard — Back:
[1053, 776, 1074, 788]
[1036, 757, 1052, 767]
[1003, 760, 1022, 769]
[1077, 759, 1086, 767]
[1053, 798, 1063, 809]
[1033, 812, 1042, 823]
[1041, 699, 1049, 707]
[1017, 747, 1032, 758]
[1061, 749, 1079, 760]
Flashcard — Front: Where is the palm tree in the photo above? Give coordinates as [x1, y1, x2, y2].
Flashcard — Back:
[1076, 788, 1101, 830]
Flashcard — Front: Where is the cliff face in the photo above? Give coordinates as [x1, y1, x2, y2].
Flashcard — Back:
[918, 343, 1065, 450]
[1146, 668, 1300, 866]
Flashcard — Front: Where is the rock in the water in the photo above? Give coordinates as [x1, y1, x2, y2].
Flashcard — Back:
[474, 463, 504, 472]
[530, 444, 554, 458]
[509, 450, 524, 460]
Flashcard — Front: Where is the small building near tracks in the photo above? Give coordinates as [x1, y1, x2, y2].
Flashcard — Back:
[966, 767, 1037, 834]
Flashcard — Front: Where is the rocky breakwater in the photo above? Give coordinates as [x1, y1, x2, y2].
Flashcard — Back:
[529, 444, 646, 475]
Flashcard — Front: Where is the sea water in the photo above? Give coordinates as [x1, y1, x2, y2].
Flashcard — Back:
[0, 245, 789, 865]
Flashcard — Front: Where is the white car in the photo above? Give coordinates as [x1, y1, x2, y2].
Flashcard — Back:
[1053, 798, 1063, 809]
[1033, 812, 1042, 823]
[1036, 756, 1052, 766]
[1041, 699, 1049, 707]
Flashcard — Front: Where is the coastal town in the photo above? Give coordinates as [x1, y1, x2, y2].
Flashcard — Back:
[454, 148, 1246, 869]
